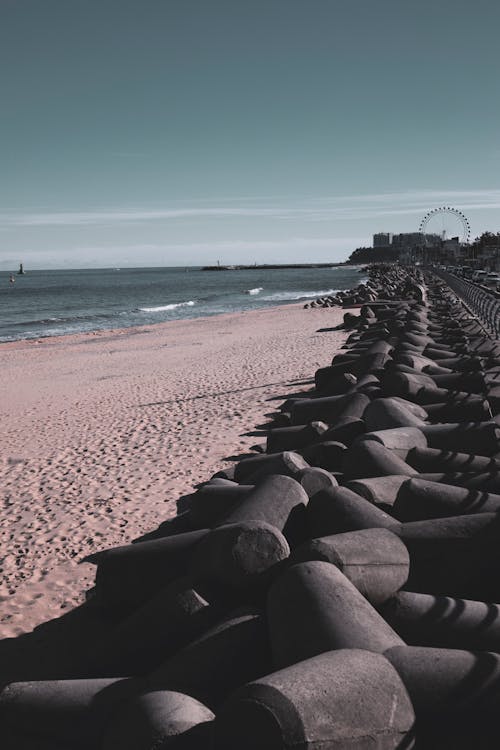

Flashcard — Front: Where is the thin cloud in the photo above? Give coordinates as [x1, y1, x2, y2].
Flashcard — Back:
[0, 207, 282, 227]
[71, 236, 369, 254]
[2, 189, 499, 228]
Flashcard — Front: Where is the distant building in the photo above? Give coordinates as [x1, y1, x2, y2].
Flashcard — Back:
[373, 232, 392, 248]
[392, 232, 425, 247]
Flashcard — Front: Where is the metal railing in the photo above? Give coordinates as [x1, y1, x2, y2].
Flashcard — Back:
[432, 270, 500, 339]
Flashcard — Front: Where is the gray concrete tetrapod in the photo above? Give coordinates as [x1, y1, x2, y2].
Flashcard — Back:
[93, 529, 210, 612]
[217, 474, 309, 545]
[189, 484, 255, 527]
[300, 440, 347, 471]
[189, 520, 290, 591]
[145, 610, 271, 710]
[423, 398, 490, 423]
[314, 368, 357, 395]
[357, 426, 427, 454]
[267, 561, 404, 669]
[289, 394, 364, 426]
[406, 446, 500, 474]
[385, 645, 500, 749]
[296, 466, 338, 497]
[342, 439, 417, 479]
[383, 591, 500, 653]
[421, 422, 500, 456]
[101, 690, 215, 750]
[392, 477, 500, 522]
[307, 486, 401, 538]
[234, 451, 309, 484]
[0, 677, 135, 749]
[344, 475, 411, 510]
[291, 528, 409, 604]
[320, 418, 366, 446]
[266, 421, 328, 453]
[398, 513, 500, 595]
[363, 397, 427, 431]
[215, 649, 415, 750]
[77, 578, 216, 677]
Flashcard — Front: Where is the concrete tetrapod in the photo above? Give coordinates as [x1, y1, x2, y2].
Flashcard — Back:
[291, 528, 409, 604]
[320, 418, 366, 446]
[314, 368, 357, 395]
[101, 690, 215, 750]
[188, 484, 255, 527]
[300, 440, 347, 471]
[76, 579, 216, 677]
[381, 370, 437, 398]
[145, 610, 271, 710]
[215, 649, 415, 750]
[348, 372, 381, 397]
[411, 386, 484, 407]
[266, 422, 328, 453]
[423, 398, 490, 423]
[421, 422, 500, 456]
[296, 466, 338, 497]
[363, 397, 427, 431]
[92, 529, 210, 612]
[0, 677, 135, 750]
[357, 426, 427, 454]
[233, 451, 308, 484]
[398, 513, 500, 595]
[189, 521, 290, 592]
[385, 645, 500, 749]
[307, 486, 401, 538]
[405, 446, 500, 474]
[438, 471, 500, 494]
[392, 477, 500, 522]
[383, 591, 500, 653]
[342, 439, 418, 479]
[344, 475, 410, 511]
[217, 474, 309, 545]
[431, 370, 485, 392]
[321, 392, 371, 426]
[288, 394, 366, 426]
[267, 561, 404, 669]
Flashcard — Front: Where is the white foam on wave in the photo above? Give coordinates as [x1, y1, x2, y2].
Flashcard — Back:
[139, 300, 196, 313]
[245, 287, 263, 295]
[262, 289, 340, 302]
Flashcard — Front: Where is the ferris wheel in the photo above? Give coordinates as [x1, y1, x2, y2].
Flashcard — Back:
[419, 206, 471, 244]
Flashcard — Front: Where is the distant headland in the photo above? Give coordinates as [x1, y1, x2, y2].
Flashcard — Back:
[202, 262, 346, 271]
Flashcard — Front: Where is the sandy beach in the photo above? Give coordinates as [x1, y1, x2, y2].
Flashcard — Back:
[0, 303, 346, 639]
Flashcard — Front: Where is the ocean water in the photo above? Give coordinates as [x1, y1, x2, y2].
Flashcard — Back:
[0, 265, 365, 343]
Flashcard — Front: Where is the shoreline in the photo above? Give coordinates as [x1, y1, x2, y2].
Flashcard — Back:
[0, 300, 328, 348]
[0, 265, 367, 346]
[0, 303, 347, 637]
[0, 301, 308, 350]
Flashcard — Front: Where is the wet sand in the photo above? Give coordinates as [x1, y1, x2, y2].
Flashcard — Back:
[0, 303, 346, 638]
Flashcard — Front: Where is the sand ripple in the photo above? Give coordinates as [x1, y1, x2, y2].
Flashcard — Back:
[0, 305, 346, 636]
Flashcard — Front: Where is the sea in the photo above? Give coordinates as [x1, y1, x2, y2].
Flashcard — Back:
[0, 265, 366, 343]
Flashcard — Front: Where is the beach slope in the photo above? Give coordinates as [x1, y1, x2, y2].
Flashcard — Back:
[0, 303, 345, 637]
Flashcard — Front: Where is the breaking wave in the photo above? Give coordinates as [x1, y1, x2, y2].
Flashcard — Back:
[139, 300, 196, 312]
[245, 287, 263, 295]
[262, 289, 340, 302]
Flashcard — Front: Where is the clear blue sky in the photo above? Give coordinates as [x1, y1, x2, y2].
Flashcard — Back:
[1, 0, 499, 268]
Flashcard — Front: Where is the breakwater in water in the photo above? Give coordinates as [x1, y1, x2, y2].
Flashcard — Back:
[202, 262, 346, 270]
[3, 264, 500, 747]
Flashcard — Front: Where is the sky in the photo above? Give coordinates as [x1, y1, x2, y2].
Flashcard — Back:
[1, 0, 500, 269]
